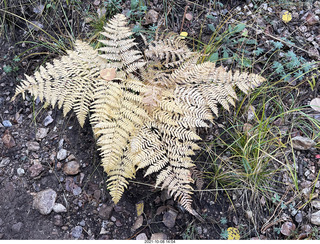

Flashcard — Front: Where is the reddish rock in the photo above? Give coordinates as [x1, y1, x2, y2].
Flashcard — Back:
[29, 163, 44, 177]
[2, 130, 16, 148]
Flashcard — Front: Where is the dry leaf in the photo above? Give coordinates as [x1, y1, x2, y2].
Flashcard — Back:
[136, 201, 144, 216]
[282, 11, 292, 23]
[100, 68, 116, 81]
[310, 98, 320, 112]
[227, 227, 240, 240]
[180, 32, 188, 39]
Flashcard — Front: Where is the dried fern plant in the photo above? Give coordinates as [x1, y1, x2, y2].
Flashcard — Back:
[12, 14, 266, 219]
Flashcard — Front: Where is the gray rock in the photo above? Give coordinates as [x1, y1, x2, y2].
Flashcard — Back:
[291, 136, 315, 150]
[0, 157, 10, 168]
[43, 115, 53, 126]
[57, 149, 67, 161]
[136, 233, 148, 240]
[72, 226, 83, 239]
[53, 203, 67, 213]
[63, 161, 80, 175]
[0, 218, 3, 226]
[36, 128, 49, 140]
[26, 141, 40, 151]
[163, 209, 178, 228]
[311, 210, 320, 225]
[11, 222, 23, 233]
[151, 233, 168, 240]
[33, 188, 57, 215]
[99, 204, 113, 220]
[311, 200, 320, 209]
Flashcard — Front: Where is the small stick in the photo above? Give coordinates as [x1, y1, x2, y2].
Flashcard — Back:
[180, 4, 190, 33]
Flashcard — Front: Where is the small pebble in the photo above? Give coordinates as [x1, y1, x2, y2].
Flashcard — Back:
[72, 186, 82, 196]
[2, 120, 12, 127]
[17, 168, 25, 176]
[26, 141, 40, 151]
[53, 203, 67, 213]
[28, 163, 44, 177]
[43, 115, 53, 126]
[295, 211, 303, 223]
[63, 161, 80, 175]
[150, 233, 168, 240]
[57, 149, 67, 161]
[163, 209, 178, 228]
[11, 222, 23, 233]
[36, 128, 49, 140]
[136, 233, 148, 240]
[53, 215, 63, 226]
[71, 226, 83, 239]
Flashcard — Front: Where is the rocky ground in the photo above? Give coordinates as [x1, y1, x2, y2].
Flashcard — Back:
[1, 0, 320, 240]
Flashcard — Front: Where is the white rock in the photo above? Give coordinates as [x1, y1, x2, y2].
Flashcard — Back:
[17, 168, 25, 176]
[53, 203, 67, 213]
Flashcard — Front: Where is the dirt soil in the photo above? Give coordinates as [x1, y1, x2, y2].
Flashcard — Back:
[1, 0, 320, 240]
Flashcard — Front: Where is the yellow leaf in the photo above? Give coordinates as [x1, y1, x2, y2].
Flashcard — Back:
[227, 227, 240, 240]
[282, 11, 292, 23]
[136, 201, 144, 216]
[180, 32, 188, 39]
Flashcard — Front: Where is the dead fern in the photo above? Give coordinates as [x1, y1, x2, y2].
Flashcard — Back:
[12, 13, 266, 219]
